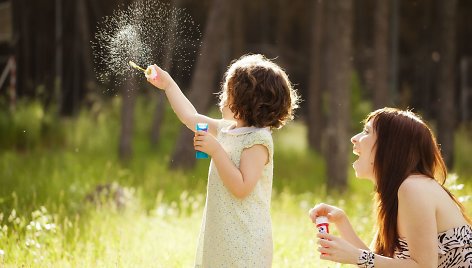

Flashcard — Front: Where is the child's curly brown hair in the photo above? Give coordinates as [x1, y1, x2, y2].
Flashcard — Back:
[218, 54, 300, 129]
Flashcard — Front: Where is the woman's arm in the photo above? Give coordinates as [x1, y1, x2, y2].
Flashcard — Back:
[146, 64, 220, 135]
[194, 131, 268, 199]
[316, 179, 438, 268]
[396, 179, 438, 267]
[317, 233, 421, 267]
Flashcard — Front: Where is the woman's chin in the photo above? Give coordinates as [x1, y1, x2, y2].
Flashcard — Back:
[352, 160, 358, 171]
[352, 163, 364, 178]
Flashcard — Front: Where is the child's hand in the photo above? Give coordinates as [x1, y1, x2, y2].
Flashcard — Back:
[145, 64, 171, 91]
[194, 131, 220, 157]
[317, 233, 362, 265]
[309, 203, 346, 225]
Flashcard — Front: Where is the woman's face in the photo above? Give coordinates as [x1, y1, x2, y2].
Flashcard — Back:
[351, 120, 377, 181]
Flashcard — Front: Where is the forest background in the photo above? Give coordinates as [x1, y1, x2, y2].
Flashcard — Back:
[1, 0, 472, 266]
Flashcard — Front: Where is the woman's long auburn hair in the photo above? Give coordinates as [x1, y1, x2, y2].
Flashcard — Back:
[367, 108, 472, 257]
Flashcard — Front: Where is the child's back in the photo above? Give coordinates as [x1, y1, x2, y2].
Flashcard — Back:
[196, 123, 274, 267]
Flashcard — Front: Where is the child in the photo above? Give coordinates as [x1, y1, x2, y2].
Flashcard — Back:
[146, 54, 299, 267]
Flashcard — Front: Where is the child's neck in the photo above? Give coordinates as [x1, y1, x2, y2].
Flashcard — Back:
[234, 119, 249, 128]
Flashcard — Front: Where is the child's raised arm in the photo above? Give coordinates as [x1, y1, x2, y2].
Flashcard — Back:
[145, 64, 219, 135]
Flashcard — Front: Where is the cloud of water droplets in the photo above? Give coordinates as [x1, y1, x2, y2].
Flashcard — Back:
[91, 0, 201, 91]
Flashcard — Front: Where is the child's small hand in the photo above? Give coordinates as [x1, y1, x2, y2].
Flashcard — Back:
[194, 131, 220, 157]
[146, 64, 171, 91]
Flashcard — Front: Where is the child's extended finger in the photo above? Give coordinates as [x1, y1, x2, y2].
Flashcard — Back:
[194, 143, 203, 150]
[197, 132, 209, 141]
[195, 130, 206, 136]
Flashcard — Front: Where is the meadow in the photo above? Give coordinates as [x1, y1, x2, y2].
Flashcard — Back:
[1, 96, 471, 267]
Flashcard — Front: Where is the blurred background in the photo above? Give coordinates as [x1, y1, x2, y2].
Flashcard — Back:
[1, 0, 472, 266]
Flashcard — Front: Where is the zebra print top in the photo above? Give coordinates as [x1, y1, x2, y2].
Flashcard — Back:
[394, 224, 472, 267]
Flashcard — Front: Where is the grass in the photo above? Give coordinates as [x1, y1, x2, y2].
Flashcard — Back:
[0, 96, 471, 267]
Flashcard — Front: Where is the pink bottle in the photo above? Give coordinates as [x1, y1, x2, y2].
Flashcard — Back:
[315, 216, 329, 234]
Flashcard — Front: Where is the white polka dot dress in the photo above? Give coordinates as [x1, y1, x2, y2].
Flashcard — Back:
[194, 120, 274, 268]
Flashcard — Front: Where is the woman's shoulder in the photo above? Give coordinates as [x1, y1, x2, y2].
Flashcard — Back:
[400, 174, 436, 187]
[398, 175, 437, 200]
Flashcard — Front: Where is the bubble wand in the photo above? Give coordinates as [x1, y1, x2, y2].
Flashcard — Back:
[129, 60, 156, 78]
[128, 60, 146, 72]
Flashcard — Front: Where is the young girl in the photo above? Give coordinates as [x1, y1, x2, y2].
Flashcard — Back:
[146, 54, 299, 267]
[309, 107, 472, 268]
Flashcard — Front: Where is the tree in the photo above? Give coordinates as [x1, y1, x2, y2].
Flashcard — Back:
[11, 0, 45, 99]
[436, 0, 457, 169]
[324, 0, 353, 191]
[118, 0, 137, 161]
[60, 0, 95, 116]
[169, 0, 230, 169]
[373, 0, 390, 109]
[230, 0, 245, 59]
[119, 77, 138, 161]
[307, 0, 325, 152]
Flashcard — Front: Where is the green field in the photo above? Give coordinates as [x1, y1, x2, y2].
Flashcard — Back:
[1, 97, 471, 267]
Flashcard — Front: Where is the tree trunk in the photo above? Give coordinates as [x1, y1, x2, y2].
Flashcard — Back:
[436, 0, 457, 169]
[324, 0, 353, 192]
[276, 0, 290, 59]
[77, 0, 95, 92]
[119, 78, 138, 161]
[390, 0, 399, 105]
[118, 0, 137, 161]
[55, 0, 63, 108]
[230, 0, 245, 58]
[11, 0, 33, 98]
[60, 0, 85, 116]
[373, 0, 390, 109]
[307, 0, 325, 152]
[170, 0, 230, 169]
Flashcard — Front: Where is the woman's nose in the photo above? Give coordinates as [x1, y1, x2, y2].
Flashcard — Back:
[351, 133, 359, 144]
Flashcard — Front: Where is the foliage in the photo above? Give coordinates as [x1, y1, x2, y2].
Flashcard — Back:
[0, 97, 471, 266]
[454, 124, 472, 180]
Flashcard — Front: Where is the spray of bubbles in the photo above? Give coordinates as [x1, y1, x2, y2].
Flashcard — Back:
[91, 0, 201, 91]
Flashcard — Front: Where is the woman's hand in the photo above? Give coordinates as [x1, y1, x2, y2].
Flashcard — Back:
[317, 232, 362, 265]
[309, 203, 347, 225]
[145, 64, 172, 90]
[193, 131, 221, 157]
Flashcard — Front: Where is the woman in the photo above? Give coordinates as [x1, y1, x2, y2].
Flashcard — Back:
[309, 107, 472, 267]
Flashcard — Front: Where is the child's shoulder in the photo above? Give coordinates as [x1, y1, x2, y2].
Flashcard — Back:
[252, 127, 272, 138]
[246, 127, 273, 147]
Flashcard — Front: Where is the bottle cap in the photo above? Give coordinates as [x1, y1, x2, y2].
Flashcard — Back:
[315, 216, 329, 225]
